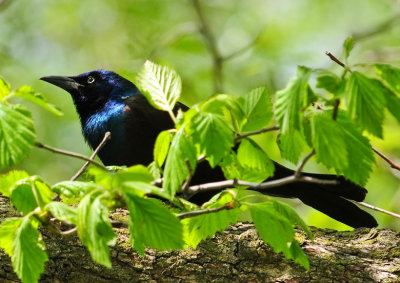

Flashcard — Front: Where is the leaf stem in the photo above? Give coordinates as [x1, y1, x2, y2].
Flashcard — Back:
[35, 142, 108, 171]
[372, 147, 400, 171]
[70, 132, 112, 181]
[295, 150, 316, 178]
[235, 125, 280, 142]
[176, 202, 234, 219]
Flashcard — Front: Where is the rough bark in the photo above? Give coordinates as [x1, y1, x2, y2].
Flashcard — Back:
[0, 196, 399, 283]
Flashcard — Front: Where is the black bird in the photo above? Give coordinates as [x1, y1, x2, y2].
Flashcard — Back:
[40, 70, 378, 228]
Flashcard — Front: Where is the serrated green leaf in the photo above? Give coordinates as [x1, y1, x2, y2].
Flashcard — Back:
[0, 170, 29, 197]
[375, 63, 400, 93]
[275, 66, 311, 133]
[114, 165, 154, 184]
[241, 87, 273, 132]
[249, 202, 309, 269]
[0, 76, 11, 99]
[164, 128, 197, 197]
[148, 161, 161, 179]
[46, 202, 77, 224]
[12, 216, 48, 283]
[381, 84, 400, 124]
[277, 130, 305, 164]
[0, 103, 36, 168]
[346, 72, 386, 137]
[77, 193, 116, 267]
[11, 177, 53, 215]
[136, 60, 181, 118]
[335, 111, 374, 186]
[343, 36, 354, 58]
[312, 111, 347, 170]
[237, 139, 274, 182]
[0, 217, 22, 255]
[183, 207, 240, 248]
[13, 86, 63, 116]
[189, 112, 234, 167]
[154, 130, 171, 168]
[52, 181, 98, 204]
[316, 72, 341, 94]
[124, 194, 184, 254]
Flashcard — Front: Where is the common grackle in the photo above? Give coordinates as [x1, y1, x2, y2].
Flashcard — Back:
[41, 70, 378, 228]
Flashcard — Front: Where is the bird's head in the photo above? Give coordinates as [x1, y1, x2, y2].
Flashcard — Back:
[40, 70, 139, 120]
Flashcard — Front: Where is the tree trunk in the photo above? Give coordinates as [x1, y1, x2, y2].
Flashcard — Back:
[0, 196, 399, 282]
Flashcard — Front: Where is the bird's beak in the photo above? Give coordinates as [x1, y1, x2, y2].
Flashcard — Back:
[40, 76, 83, 92]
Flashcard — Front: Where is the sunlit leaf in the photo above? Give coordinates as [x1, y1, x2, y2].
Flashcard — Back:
[375, 63, 400, 93]
[153, 130, 172, 168]
[241, 87, 273, 132]
[277, 130, 305, 164]
[0, 76, 11, 99]
[0, 170, 29, 197]
[46, 202, 77, 224]
[343, 36, 354, 58]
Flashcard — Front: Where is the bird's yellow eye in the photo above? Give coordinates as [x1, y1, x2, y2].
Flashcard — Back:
[87, 76, 95, 84]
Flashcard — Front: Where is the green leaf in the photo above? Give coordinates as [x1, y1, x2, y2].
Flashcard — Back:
[0, 170, 29, 197]
[241, 87, 273, 132]
[164, 128, 197, 197]
[124, 194, 184, 254]
[189, 111, 234, 167]
[343, 36, 354, 58]
[312, 111, 347, 170]
[274, 66, 311, 133]
[375, 63, 400, 94]
[148, 161, 161, 180]
[136, 60, 181, 118]
[0, 216, 48, 283]
[46, 202, 77, 224]
[381, 85, 400, 124]
[249, 202, 309, 269]
[335, 111, 375, 186]
[153, 130, 172, 168]
[345, 71, 386, 137]
[316, 72, 341, 94]
[13, 86, 63, 116]
[0, 103, 36, 168]
[183, 207, 241, 248]
[77, 193, 116, 267]
[277, 130, 305, 164]
[52, 181, 98, 204]
[11, 177, 54, 215]
[0, 76, 11, 99]
[237, 139, 274, 182]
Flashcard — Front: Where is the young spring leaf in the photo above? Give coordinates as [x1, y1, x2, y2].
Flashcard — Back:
[124, 194, 184, 254]
[163, 128, 197, 197]
[335, 111, 375, 186]
[316, 72, 342, 95]
[0, 103, 36, 168]
[237, 139, 275, 182]
[136, 60, 181, 120]
[0, 170, 29, 197]
[249, 202, 309, 269]
[274, 66, 311, 133]
[46, 202, 78, 224]
[240, 87, 273, 132]
[375, 63, 400, 93]
[77, 193, 116, 267]
[277, 130, 305, 164]
[0, 76, 11, 99]
[189, 111, 234, 167]
[11, 177, 54, 215]
[343, 36, 355, 58]
[311, 111, 348, 170]
[0, 217, 48, 283]
[345, 72, 386, 138]
[153, 130, 172, 168]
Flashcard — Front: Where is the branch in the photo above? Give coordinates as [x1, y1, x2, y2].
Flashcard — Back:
[235, 125, 280, 142]
[176, 202, 234, 219]
[188, 175, 338, 197]
[224, 29, 263, 61]
[352, 15, 400, 41]
[355, 201, 400, 219]
[372, 147, 400, 171]
[325, 51, 346, 68]
[295, 150, 316, 178]
[35, 142, 108, 171]
[70, 132, 111, 181]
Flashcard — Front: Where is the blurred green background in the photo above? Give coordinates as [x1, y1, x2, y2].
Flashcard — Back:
[1, 0, 399, 230]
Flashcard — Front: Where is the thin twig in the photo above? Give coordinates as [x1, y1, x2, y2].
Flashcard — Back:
[235, 125, 280, 142]
[354, 201, 400, 219]
[295, 150, 316, 178]
[187, 175, 338, 197]
[60, 227, 77, 236]
[372, 147, 400, 171]
[191, 0, 223, 92]
[70, 132, 111, 181]
[176, 202, 234, 219]
[181, 158, 194, 196]
[35, 142, 108, 170]
[325, 51, 346, 68]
